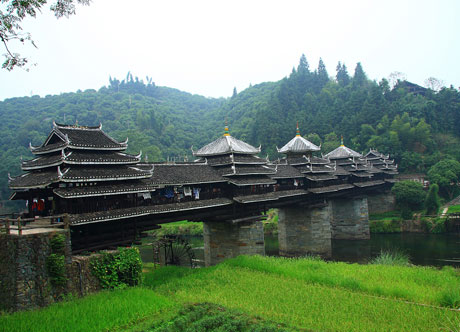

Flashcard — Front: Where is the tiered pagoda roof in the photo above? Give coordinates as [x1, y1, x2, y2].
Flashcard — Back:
[9, 122, 148, 192]
[194, 125, 276, 188]
[277, 123, 320, 155]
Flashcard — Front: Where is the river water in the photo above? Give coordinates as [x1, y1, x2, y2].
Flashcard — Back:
[139, 233, 460, 268]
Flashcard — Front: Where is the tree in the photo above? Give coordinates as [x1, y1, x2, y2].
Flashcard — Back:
[427, 159, 460, 199]
[1, 0, 90, 70]
[424, 184, 440, 215]
[315, 57, 328, 90]
[352, 62, 366, 87]
[424, 77, 444, 92]
[388, 71, 406, 89]
[336, 62, 350, 86]
[391, 180, 426, 217]
[232, 87, 237, 98]
[297, 53, 310, 75]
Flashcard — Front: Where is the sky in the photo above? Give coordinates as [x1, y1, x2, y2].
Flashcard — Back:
[1, 0, 459, 101]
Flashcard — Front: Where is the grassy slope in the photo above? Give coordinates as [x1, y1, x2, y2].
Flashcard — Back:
[448, 205, 460, 213]
[1, 256, 459, 332]
[0, 288, 177, 332]
[145, 256, 460, 332]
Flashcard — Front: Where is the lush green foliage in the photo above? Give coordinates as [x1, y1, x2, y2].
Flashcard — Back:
[371, 249, 410, 266]
[448, 204, 460, 213]
[428, 159, 460, 199]
[0, 288, 175, 332]
[425, 184, 441, 215]
[90, 247, 143, 289]
[146, 256, 460, 331]
[422, 218, 448, 234]
[2, 58, 460, 207]
[2, 256, 459, 332]
[153, 221, 203, 237]
[46, 233, 67, 287]
[391, 180, 426, 215]
[263, 209, 279, 235]
[369, 219, 402, 233]
[147, 303, 292, 332]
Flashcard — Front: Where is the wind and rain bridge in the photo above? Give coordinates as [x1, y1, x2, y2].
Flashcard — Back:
[8, 122, 397, 266]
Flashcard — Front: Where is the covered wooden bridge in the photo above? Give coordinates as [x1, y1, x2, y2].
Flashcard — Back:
[8, 122, 397, 266]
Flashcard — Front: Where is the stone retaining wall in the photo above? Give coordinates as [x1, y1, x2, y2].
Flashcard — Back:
[0, 229, 112, 312]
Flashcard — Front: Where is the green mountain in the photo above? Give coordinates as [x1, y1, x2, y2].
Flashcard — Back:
[1, 59, 460, 207]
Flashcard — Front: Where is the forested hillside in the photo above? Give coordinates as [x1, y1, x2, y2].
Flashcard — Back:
[1, 58, 460, 205]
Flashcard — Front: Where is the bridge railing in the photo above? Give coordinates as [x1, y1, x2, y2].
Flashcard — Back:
[0, 214, 70, 236]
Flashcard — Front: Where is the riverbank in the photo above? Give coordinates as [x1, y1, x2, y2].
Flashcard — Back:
[148, 207, 459, 238]
[1, 255, 459, 332]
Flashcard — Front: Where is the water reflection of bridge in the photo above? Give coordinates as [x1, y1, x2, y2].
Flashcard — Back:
[8, 122, 397, 266]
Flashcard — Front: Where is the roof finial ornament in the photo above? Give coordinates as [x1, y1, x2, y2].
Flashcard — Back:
[296, 121, 300, 137]
[8, 173, 13, 182]
[224, 118, 230, 136]
[340, 135, 344, 147]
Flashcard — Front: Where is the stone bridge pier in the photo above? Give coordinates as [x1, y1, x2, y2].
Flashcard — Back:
[277, 196, 371, 258]
[203, 219, 265, 266]
[278, 202, 332, 258]
[331, 197, 370, 240]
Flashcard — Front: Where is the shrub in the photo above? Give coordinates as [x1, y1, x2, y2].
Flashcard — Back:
[391, 180, 425, 213]
[46, 254, 67, 286]
[90, 247, 143, 289]
[370, 219, 402, 233]
[46, 233, 67, 287]
[438, 287, 460, 309]
[371, 249, 410, 266]
[425, 184, 440, 215]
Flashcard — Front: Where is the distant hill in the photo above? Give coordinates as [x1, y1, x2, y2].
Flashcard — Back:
[1, 59, 460, 205]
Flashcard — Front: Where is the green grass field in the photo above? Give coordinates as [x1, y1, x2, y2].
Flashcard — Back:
[1, 256, 459, 332]
[448, 204, 460, 213]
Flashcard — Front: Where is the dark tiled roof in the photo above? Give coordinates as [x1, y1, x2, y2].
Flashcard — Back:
[61, 166, 152, 182]
[30, 141, 68, 154]
[233, 192, 280, 203]
[325, 145, 362, 159]
[31, 123, 128, 153]
[9, 170, 59, 189]
[278, 135, 320, 154]
[65, 151, 140, 164]
[353, 180, 385, 188]
[70, 198, 233, 225]
[218, 165, 276, 177]
[204, 154, 268, 166]
[233, 189, 308, 203]
[228, 176, 277, 186]
[22, 151, 140, 170]
[276, 189, 309, 198]
[382, 170, 399, 175]
[333, 166, 351, 176]
[305, 174, 338, 181]
[22, 154, 63, 170]
[147, 164, 226, 186]
[309, 184, 354, 194]
[270, 164, 304, 179]
[57, 125, 127, 150]
[350, 172, 373, 178]
[298, 165, 335, 174]
[194, 135, 260, 156]
[54, 180, 157, 198]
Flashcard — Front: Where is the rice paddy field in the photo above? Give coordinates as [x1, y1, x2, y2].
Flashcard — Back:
[1, 255, 459, 332]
